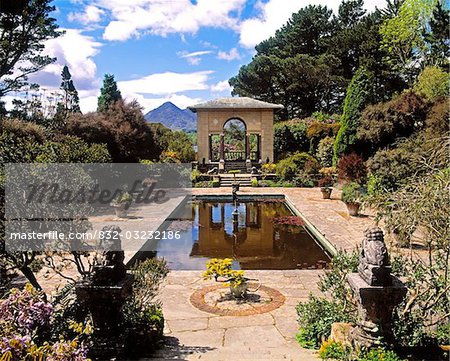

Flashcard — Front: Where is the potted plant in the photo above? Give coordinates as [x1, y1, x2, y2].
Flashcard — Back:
[318, 176, 333, 199]
[341, 182, 365, 216]
[203, 258, 259, 298]
[111, 191, 132, 218]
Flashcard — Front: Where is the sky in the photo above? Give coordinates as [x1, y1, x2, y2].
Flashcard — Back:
[14, 0, 387, 114]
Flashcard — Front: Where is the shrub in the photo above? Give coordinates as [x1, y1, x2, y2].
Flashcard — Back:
[337, 153, 367, 182]
[318, 176, 333, 188]
[296, 296, 353, 349]
[251, 178, 258, 187]
[358, 347, 404, 361]
[261, 162, 276, 174]
[307, 122, 340, 153]
[341, 182, 366, 203]
[318, 339, 351, 360]
[316, 136, 335, 167]
[357, 90, 428, 156]
[276, 152, 319, 180]
[425, 96, 450, 134]
[414, 66, 449, 100]
[367, 147, 414, 192]
[124, 259, 169, 357]
[65, 100, 159, 162]
[274, 120, 309, 160]
[333, 67, 373, 164]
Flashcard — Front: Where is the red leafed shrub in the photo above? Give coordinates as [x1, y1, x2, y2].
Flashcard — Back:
[271, 216, 305, 226]
[337, 153, 367, 182]
[318, 176, 333, 188]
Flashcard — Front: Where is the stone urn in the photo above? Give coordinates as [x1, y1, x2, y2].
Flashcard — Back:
[230, 281, 248, 298]
[320, 187, 332, 199]
[345, 202, 361, 216]
[111, 201, 130, 218]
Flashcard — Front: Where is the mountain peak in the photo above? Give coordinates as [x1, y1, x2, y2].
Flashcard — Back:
[144, 102, 196, 132]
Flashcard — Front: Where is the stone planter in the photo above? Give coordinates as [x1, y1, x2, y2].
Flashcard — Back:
[320, 187, 332, 199]
[345, 202, 361, 216]
[112, 202, 130, 218]
[230, 282, 248, 298]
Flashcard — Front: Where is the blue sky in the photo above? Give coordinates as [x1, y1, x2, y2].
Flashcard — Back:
[18, 0, 386, 113]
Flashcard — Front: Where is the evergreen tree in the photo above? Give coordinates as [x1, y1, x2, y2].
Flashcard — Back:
[0, 0, 60, 96]
[424, 1, 450, 67]
[97, 74, 122, 112]
[333, 67, 373, 164]
[60, 65, 80, 113]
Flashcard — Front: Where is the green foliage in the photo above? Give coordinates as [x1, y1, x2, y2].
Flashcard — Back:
[318, 339, 352, 360]
[296, 296, 353, 349]
[230, 2, 394, 118]
[358, 347, 404, 361]
[276, 152, 319, 180]
[380, 0, 438, 81]
[333, 67, 372, 164]
[341, 182, 366, 203]
[97, 74, 122, 112]
[124, 258, 169, 357]
[307, 122, 340, 153]
[149, 123, 195, 163]
[36, 135, 111, 163]
[65, 100, 158, 162]
[357, 90, 429, 155]
[0, 0, 61, 96]
[59, 65, 80, 114]
[212, 179, 220, 187]
[318, 250, 359, 306]
[251, 178, 258, 187]
[414, 66, 449, 100]
[316, 136, 335, 167]
[274, 120, 308, 159]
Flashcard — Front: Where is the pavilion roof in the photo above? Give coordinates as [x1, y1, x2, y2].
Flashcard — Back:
[188, 97, 284, 112]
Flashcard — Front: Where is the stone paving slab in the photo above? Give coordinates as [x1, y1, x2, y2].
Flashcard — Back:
[148, 270, 323, 360]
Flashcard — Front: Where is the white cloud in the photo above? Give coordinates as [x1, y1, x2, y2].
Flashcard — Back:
[68, 5, 105, 25]
[217, 48, 241, 61]
[99, 0, 246, 41]
[118, 70, 214, 95]
[178, 50, 213, 65]
[29, 29, 102, 92]
[211, 80, 231, 93]
[239, 0, 386, 48]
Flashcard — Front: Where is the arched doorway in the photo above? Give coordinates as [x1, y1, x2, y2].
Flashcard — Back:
[223, 118, 246, 161]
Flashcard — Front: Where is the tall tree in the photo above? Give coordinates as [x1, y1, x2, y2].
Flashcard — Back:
[379, 0, 438, 83]
[60, 65, 80, 113]
[333, 67, 373, 163]
[0, 0, 60, 97]
[424, 1, 450, 67]
[97, 74, 122, 112]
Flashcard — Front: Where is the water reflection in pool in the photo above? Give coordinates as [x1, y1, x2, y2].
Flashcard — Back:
[151, 200, 330, 270]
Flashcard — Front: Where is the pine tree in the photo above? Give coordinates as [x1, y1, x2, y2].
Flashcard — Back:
[97, 74, 122, 112]
[60, 65, 80, 113]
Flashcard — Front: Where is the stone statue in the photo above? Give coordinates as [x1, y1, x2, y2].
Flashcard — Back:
[91, 225, 126, 285]
[358, 227, 392, 286]
[207, 167, 218, 175]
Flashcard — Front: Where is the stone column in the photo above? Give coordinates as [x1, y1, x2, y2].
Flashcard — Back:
[245, 133, 251, 172]
[219, 133, 225, 171]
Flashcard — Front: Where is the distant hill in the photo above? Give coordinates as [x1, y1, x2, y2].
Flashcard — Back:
[144, 102, 196, 132]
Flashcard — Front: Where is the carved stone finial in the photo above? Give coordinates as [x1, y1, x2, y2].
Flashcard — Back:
[358, 227, 392, 286]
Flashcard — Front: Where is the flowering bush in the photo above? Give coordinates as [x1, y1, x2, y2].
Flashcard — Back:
[203, 258, 245, 287]
[0, 284, 90, 361]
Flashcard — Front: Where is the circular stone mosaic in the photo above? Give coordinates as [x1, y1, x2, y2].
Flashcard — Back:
[190, 284, 285, 316]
